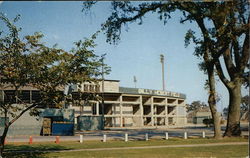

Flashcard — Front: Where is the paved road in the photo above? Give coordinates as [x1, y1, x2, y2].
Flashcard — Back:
[5, 142, 248, 153]
[5, 129, 215, 143]
[5, 124, 249, 143]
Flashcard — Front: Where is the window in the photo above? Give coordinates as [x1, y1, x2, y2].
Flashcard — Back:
[84, 84, 88, 92]
[89, 85, 94, 92]
[95, 85, 100, 92]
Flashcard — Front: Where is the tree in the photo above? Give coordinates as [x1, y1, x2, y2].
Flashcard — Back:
[240, 95, 249, 113]
[82, 0, 249, 137]
[186, 101, 207, 113]
[223, 95, 249, 119]
[240, 95, 249, 121]
[0, 13, 106, 157]
[82, 1, 225, 138]
[223, 107, 228, 119]
[184, 14, 223, 139]
[206, 1, 249, 137]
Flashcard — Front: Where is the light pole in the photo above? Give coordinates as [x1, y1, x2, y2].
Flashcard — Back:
[160, 54, 165, 91]
[133, 76, 137, 88]
[101, 53, 106, 129]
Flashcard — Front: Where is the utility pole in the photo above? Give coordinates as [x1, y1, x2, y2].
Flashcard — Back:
[160, 54, 165, 91]
[101, 53, 106, 129]
[133, 76, 137, 88]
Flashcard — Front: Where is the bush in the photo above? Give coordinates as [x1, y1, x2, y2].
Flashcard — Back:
[203, 118, 213, 127]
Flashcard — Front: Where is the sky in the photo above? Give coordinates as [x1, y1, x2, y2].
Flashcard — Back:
[0, 1, 248, 112]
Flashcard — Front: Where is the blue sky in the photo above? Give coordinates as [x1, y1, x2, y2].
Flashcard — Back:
[0, 1, 248, 111]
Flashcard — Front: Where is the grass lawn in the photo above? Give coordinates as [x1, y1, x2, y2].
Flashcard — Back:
[45, 145, 248, 158]
[3, 137, 248, 158]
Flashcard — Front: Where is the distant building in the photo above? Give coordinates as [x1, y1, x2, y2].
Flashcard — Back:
[0, 79, 187, 136]
[187, 107, 212, 124]
[70, 80, 187, 128]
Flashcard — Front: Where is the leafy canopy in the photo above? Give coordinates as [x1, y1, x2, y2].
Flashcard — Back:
[0, 13, 109, 125]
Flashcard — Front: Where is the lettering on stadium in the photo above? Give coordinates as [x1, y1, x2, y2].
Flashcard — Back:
[138, 89, 180, 97]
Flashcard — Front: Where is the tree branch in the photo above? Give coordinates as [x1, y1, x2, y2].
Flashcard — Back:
[214, 57, 233, 88]
[223, 47, 237, 79]
[8, 103, 38, 126]
[113, 3, 163, 24]
[233, 39, 240, 70]
[0, 103, 7, 111]
[239, 32, 249, 73]
[4, 107, 8, 127]
[177, 2, 233, 89]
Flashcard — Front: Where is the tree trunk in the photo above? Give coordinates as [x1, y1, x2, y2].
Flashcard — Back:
[207, 67, 222, 139]
[210, 106, 222, 139]
[224, 80, 242, 137]
[0, 126, 9, 157]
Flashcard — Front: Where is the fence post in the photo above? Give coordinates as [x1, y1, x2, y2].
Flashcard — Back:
[103, 134, 107, 142]
[165, 132, 169, 140]
[184, 132, 187, 139]
[145, 133, 148, 141]
[125, 133, 128, 142]
[55, 136, 60, 144]
[80, 135, 83, 143]
[29, 136, 33, 144]
[202, 131, 205, 138]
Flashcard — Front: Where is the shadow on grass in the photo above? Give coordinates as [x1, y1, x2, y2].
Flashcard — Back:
[3, 144, 70, 158]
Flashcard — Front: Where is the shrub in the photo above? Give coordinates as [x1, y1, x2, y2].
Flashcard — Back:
[203, 118, 213, 127]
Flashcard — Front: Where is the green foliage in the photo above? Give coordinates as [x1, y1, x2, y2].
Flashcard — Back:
[186, 100, 207, 112]
[83, 1, 249, 76]
[0, 13, 108, 130]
